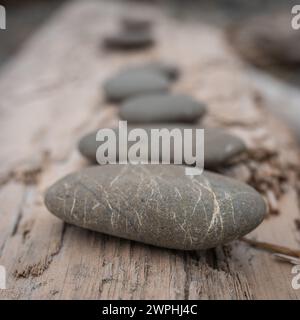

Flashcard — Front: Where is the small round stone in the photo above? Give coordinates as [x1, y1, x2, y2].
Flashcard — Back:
[120, 62, 180, 81]
[121, 17, 152, 32]
[119, 94, 206, 123]
[103, 31, 154, 50]
[45, 164, 267, 250]
[103, 72, 169, 102]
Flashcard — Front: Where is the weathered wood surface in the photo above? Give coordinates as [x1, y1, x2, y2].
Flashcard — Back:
[0, 0, 299, 299]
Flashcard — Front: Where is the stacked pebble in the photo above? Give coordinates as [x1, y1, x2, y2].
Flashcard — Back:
[45, 18, 267, 250]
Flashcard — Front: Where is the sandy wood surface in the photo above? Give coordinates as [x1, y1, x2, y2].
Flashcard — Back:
[0, 0, 299, 299]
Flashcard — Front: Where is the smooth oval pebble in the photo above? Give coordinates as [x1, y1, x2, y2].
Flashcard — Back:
[103, 71, 169, 102]
[121, 17, 152, 32]
[119, 94, 206, 123]
[120, 62, 180, 81]
[78, 125, 246, 169]
[44, 165, 266, 250]
[103, 31, 154, 50]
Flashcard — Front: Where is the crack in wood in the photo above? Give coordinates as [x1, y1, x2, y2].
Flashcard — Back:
[14, 223, 67, 279]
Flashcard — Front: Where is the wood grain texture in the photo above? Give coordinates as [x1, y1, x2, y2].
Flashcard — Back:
[0, 0, 299, 300]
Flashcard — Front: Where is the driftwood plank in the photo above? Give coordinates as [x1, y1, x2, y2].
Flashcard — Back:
[0, 0, 299, 299]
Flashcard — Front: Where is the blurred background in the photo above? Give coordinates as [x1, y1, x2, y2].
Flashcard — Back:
[1, 0, 300, 140]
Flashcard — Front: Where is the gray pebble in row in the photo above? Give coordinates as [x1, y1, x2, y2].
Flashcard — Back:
[119, 94, 206, 123]
[103, 71, 169, 102]
[103, 30, 154, 50]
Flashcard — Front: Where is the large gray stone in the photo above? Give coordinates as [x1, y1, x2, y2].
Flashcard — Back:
[45, 165, 266, 250]
[78, 125, 246, 169]
[103, 72, 169, 102]
[119, 94, 206, 123]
